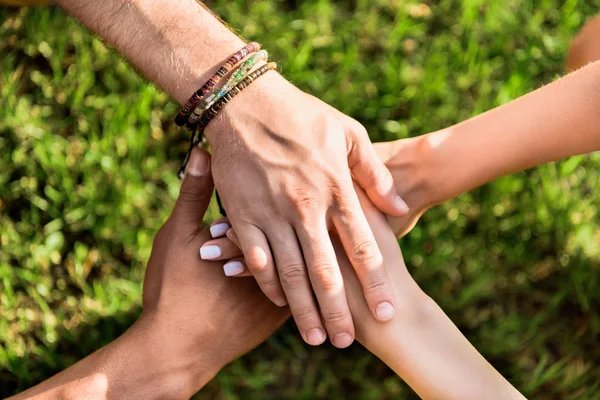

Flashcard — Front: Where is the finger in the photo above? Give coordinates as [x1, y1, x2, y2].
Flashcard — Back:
[264, 224, 327, 347]
[294, 221, 355, 349]
[234, 223, 287, 307]
[226, 228, 241, 248]
[200, 237, 244, 260]
[223, 258, 253, 277]
[347, 127, 409, 217]
[172, 148, 214, 231]
[209, 217, 231, 238]
[332, 187, 396, 323]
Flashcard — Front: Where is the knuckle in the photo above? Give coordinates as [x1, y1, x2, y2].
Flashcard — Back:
[288, 188, 320, 222]
[177, 185, 204, 206]
[364, 164, 391, 189]
[280, 263, 308, 287]
[244, 247, 269, 272]
[323, 309, 350, 325]
[293, 305, 319, 325]
[312, 263, 340, 292]
[352, 122, 368, 139]
[258, 277, 282, 294]
[363, 278, 388, 297]
[351, 241, 383, 268]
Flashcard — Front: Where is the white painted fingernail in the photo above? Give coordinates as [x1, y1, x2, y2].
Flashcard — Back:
[200, 245, 221, 260]
[223, 261, 244, 276]
[210, 223, 230, 238]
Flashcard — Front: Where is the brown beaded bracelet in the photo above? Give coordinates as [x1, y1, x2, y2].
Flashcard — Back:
[197, 62, 277, 130]
[174, 42, 261, 126]
[177, 62, 277, 179]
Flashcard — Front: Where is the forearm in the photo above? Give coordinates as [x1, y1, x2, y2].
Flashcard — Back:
[422, 60, 600, 201]
[363, 296, 523, 400]
[338, 192, 523, 399]
[55, 0, 245, 104]
[9, 319, 221, 400]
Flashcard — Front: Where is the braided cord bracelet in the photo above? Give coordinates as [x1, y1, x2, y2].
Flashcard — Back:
[177, 61, 277, 180]
[188, 50, 269, 125]
[174, 42, 261, 126]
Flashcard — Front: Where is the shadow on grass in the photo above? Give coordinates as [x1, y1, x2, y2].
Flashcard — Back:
[0, 308, 140, 398]
[1, 313, 417, 399]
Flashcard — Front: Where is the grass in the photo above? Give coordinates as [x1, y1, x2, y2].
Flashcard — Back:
[1, 0, 600, 398]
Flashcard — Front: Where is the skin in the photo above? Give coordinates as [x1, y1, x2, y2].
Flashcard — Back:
[203, 57, 600, 399]
[9, 149, 288, 400]
[11, 149, 523, 399]
[567, 15, 600, 72]
[205, 60, 600, 253]
[206, 198, 524, 399]
[55, 0, 410, 349]
[15, 53, 598, 400]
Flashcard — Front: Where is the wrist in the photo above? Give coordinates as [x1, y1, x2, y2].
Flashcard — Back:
[379, 135, 444, 211]
[126, 315, 225, 398]
[357, 293, 440, 370]
[202, 71, 293, 146]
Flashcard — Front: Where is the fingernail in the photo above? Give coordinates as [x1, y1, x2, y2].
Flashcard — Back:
[376, 301, 395, 321]
[273, 296, 288, 307]
[395, 196, 409, 213]
[200, 245, 221, 260]
[333, 332, 354, 348]
[187, 150, 210, 177]
[210, 222, 230, 238]
[223, 261, 244, 276]
[306, 328, 326, 346]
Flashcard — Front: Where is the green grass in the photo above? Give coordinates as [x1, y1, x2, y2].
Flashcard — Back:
[1, 0, 600, 398]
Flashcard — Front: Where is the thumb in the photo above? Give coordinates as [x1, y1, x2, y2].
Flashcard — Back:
[348, 131, 409, 217]
[173, 147, 214, 228]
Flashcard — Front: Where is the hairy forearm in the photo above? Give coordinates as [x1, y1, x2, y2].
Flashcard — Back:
[422, 60, 600, 201]
[55, 0, 245, 104]
[9, 319, 221, 400]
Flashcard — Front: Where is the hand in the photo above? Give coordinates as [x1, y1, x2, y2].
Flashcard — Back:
[203, 190, 523, 400]
[203, 71, 409, 348]
[138, 148, 289, 395]
[10, 148, 289, 400]
[373, 137, 442, 238]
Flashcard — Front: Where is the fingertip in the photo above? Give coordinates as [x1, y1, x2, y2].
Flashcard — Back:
[332, 332, 354, 348]
[306, 328, 326, 346]
[374, 301, 395, 322]
[186, 148, 211, 177]
[210, 221, 231, 238]
[271, 295, 288, 307]
[394, 195, 410, 215]
[223, 261, 246, 276]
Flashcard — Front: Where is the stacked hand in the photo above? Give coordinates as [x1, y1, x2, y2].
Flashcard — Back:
[203, 72, 414, 347]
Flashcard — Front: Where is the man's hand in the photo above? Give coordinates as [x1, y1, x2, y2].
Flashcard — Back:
[203, 72, 408, 348]
[55, 0, 407, 350]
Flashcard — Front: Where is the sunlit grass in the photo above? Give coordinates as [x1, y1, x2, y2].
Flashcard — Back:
[1, 1, 599, 398]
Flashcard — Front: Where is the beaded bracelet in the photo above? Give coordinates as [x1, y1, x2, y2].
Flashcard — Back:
[177, 62, 277, 179]
[197, 62, 277, 130]
[188, 50, 269, 125]
[174, 42, 261, 126]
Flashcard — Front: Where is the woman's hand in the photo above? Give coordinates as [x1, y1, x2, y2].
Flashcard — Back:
[11, 148, 290, 400]
[139, 148, 290, 391]
[203, 187, 524, 399]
